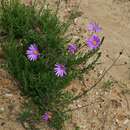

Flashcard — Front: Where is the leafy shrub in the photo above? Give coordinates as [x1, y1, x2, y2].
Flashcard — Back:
[1, 0, 36, 38]
[0, 0, 103, 129]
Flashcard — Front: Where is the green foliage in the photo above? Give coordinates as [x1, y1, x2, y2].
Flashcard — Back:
[18, 110, 32, 122]
[0, 0, 102, 129]
[1, 0, 35, 39]
[49, 111, 70, 130]
[75, 126, 80, 130]
[102, 80, 114, 91]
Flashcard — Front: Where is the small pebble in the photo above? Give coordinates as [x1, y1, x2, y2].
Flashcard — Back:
[74, 18, 79, 24]
[23, 122, 30, 129]
[72, 35, 79, 40]
[123, 119, 129, 125]
[95, 92, 99, 95]
[99, 70, 103, 75]
[93, 110, 97, 113]
[0, 107, 4, 112]
[67, 8, 71, 12]
[77, 104, 82, 108]
[5, 93, 13, 97]
[80, 125, 86, 129]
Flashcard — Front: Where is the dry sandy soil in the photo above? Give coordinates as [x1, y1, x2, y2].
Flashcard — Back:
[0, 0, 130, 130]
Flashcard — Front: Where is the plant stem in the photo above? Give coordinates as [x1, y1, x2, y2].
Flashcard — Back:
[70, 51, 122, 101]
[55, 0, 61, 15]
[57, 50, 123, 106]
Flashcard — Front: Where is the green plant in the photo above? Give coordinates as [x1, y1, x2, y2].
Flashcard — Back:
[1, 0, 36, 39]
[1, 0, 103, 129]
[102, 80, 114, 91]
[75, 126, 80, 130]
[18, 110, 32, 122]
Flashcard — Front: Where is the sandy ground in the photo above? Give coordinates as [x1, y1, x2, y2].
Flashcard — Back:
[85, 0, 130, 83]
[0, 0, 130, 130]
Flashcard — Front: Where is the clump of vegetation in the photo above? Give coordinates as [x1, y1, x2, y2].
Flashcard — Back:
[102, 80, 114, 91]
[0, 0, 103, 129]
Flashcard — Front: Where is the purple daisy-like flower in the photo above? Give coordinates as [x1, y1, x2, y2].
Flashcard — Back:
[42, 112, 53, 122]
[87, 22, 102, 33]
[42, 112, 49, 121]
[26, 44, 40, 61]
[86, 34, 101, 49]
[54, 64, 67, 77]
[67, 43, 77, 54]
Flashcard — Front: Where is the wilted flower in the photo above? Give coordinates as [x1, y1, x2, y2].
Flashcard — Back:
[87, 22, 102, 33]
[42, 112, 53, 121]
[26, 44, 40, 61]
[67, 43, 77, 54]
[54, 64, 67, 77]
[86, 34, 101, 49]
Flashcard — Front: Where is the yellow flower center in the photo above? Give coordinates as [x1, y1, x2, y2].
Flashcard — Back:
[33, 50, 39, 55]
[93, 40, 97, 46]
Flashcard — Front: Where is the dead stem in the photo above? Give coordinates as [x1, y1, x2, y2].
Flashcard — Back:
[70, 50, 123, 102]
[57, 50, 123, 107]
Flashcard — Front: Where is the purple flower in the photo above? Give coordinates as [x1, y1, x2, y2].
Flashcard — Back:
[67, 43, 77, 54]
[87, 22, 102, 33]
[54, 64, 67, 77]
[42, 112, 53, 122]
[42, 112, 49, 121]
[86, 34, 101, 49]
[26, 44, 40, 61]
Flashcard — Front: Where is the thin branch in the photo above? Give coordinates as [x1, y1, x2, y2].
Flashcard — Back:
[55, 0, 61, 15]
[70, 51, 122, 102]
